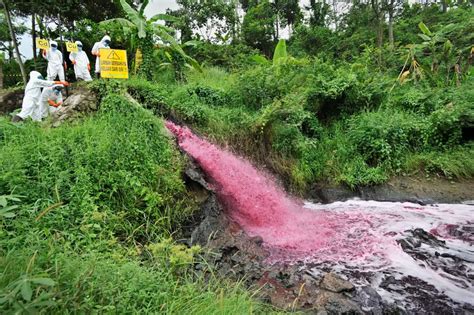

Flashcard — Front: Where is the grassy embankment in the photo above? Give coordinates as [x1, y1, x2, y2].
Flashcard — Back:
[0, 90, 271, 313]
[126, 62, 474, 194]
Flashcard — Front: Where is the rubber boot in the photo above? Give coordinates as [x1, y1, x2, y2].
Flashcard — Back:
[11, 115, 23, 123]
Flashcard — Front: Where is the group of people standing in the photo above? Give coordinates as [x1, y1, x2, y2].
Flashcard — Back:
[12, 35, 112, 122]
[42, 35, 112, 82]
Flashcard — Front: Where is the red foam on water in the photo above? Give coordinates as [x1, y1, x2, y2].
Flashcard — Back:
[165, 121, 380, 262]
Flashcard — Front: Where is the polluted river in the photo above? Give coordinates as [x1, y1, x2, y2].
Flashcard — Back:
[166, 121, 474, 314]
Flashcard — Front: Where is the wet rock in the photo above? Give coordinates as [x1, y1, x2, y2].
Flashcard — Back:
[52, 87, 98, 126]
[310, 177, 474, 204]
[250, 235, 263, 246]
[358, 185, 435, 205]
[320, 273, 354, 293]
[185, 162, 212, 191]
[313, 186, 356, 203]
[190, 195, 223, 246]
[316, 291, 362, 315]
[353, 286, 385, 315]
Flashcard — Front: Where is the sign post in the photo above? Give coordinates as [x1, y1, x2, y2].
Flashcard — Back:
[99, 48, 129, 79]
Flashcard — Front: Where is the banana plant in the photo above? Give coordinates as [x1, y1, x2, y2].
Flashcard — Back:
[416, 21, 462, 82]
[101, 0, 201, 80]
[250, 39, 289, 67]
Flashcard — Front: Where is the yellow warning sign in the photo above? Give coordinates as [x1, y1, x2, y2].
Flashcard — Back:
[36, 38, 49, 50]
[66, 42, 78, 52]
[99, 48, 129, 79]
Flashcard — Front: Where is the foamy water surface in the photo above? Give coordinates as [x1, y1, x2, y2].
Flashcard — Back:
[166, 121, 474, 309]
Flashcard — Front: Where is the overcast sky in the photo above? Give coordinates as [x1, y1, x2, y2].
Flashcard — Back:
[18, 0, 178, 60]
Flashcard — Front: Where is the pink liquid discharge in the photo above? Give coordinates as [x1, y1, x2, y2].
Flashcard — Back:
[165, 121, 474, 306]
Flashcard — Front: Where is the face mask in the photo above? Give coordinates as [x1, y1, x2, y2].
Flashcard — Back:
[51, 46, 57, 52]
[104, 40, 110, 47]
[77, 45, 83, 51]
[54, 90, 61, 95]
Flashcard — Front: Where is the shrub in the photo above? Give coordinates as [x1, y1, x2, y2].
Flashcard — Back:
[349, 109, 425, 168]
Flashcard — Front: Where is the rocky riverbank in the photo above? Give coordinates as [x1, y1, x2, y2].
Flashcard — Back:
[180, 158, 474, 314]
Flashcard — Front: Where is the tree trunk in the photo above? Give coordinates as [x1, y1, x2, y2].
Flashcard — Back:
[8, 42, 13, 60]
[0, 60, 4, 89]
[2, 0, 27, 85]
[275, 12, 280, 40]
[371, 0, 384, 49]
[376, 17, 383, 49]
[441, 0, 447, 12]
[388, 9, 394, 49]
[32, 13, 37, 60]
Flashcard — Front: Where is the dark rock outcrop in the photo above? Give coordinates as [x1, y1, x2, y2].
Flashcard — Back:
[52, 87, 98, 126]
[0, 88, 23, 114]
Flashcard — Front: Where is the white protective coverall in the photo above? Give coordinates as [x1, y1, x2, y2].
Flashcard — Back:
[17, 71, 57, 121]
[69, 41, 92, 81]
[91, 35, 111, 75]
[39, 84, 64, 119]
[43, 40, 65, 81]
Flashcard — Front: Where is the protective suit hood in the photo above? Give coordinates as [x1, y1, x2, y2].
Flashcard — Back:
[29, 71, 42, 80]
[75, 40, 83, 46]
[101, 36, 111, 43]
[50, 40, 58, 46]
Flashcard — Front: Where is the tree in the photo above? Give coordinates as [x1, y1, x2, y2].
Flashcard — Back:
[370, 0, 385, 50]
[0, 0, 26, 84]
[168, 0, 238, 43]
[306, 0, 331, 27]
[275, 0, 302, 36]
[7, 0, 128, 65]
[242, 0, 276, 56]
[103, 0, 201, 80]
[381, 0, 403, 49]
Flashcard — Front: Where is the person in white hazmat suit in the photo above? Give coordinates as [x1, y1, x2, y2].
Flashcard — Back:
[91, 35, 111, 78]
[69, 41, 92, 81]
[12, 71, 69, 122]
[38, 84, 64, 119]
[42, 40, 65, 81]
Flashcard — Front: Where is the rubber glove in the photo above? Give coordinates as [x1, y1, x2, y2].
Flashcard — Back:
[54, 81, 69, 87]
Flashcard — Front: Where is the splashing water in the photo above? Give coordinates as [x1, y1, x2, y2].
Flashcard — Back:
[165, 121, 474, 307]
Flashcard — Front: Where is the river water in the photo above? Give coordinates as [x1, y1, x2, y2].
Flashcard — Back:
[165, 121, 474, 310]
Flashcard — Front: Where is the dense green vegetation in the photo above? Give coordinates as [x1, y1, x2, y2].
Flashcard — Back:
[127, 59, 473, 191]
